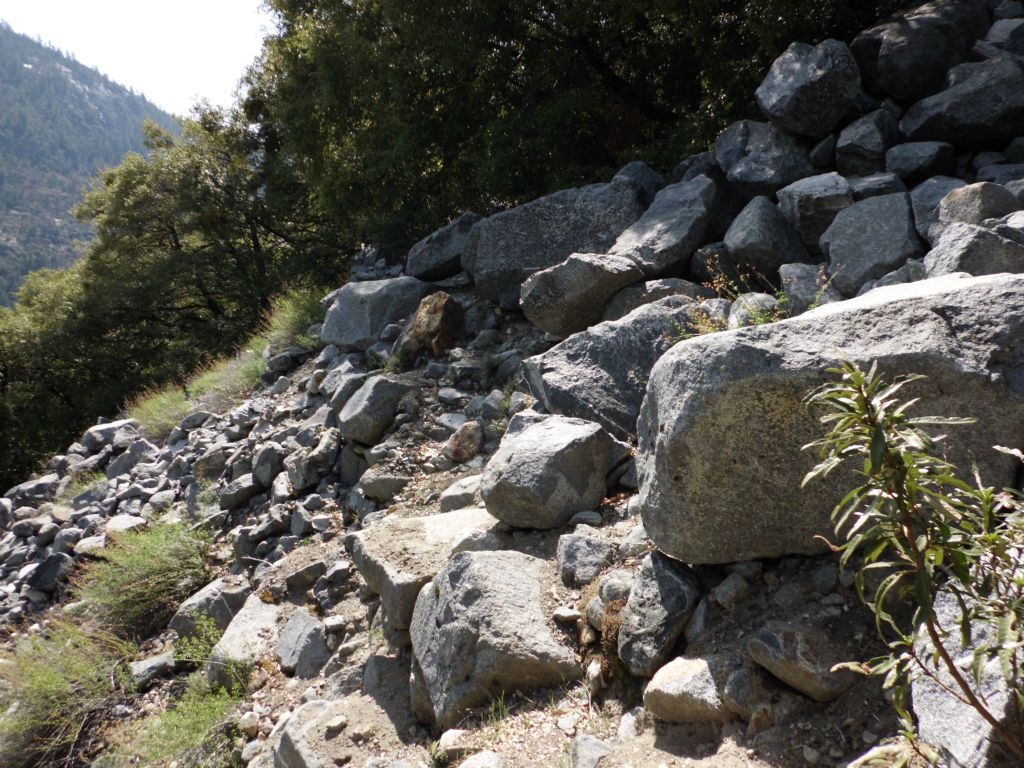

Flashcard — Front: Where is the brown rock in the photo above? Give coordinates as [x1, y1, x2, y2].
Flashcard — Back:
[393, 291, 464, 362]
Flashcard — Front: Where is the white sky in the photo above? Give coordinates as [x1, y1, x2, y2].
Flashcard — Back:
[0, 1, 278, 116]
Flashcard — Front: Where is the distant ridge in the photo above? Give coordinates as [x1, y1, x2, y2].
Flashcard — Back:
[0, 21, 178, 304]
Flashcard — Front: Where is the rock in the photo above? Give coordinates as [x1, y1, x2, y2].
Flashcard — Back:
[170, 576, 252, 640]
[937, 182, 1022, 232]
[643, 657, 731, 723]
[885, 142, 956, 184]
[410, 550, 581, 728]
[618, 552, 702, 677]
[820, 192, 924, 296]
[779, 263, 841, 315]
[901, 56, 1024, 148]
[523, 297, 709, 441]
[406, 211, 483, 280]
[206, 593, 282, 689]
[219, 474, 260, 510]
[571, 735, 612, 768]
[347, 507, 501, 631]
[277, 608, 331, 678]
[747, 623, 851, 702]
[713, 572, 751, 608]
[463, 180, 644, 308]
[858, 258, 927, 295]
[321, 277, 431, 351]
[638, 273, 1024, 564]
[724, 196, 810, 275]
[27, 552, 72, 592]
[836, 109, 899, 177]
[977, 163, 1024, 185]
[754, 39, 861, 139]
[337, 375, 411, 446]
[253, 442, 287, 488]
[728, 293, 781, 329]
[722, 664, 776, 721]
[910, 176, 967, 243]
[81, 418, 139, 452]
[106, 514, 148, 535]
[358, 468, 410, 502]
[607, 177, 717, 275]
[847, 172, 906, 200]
[439, 474, 482, 512]
[129, 652, 176, 690]
[776, 173, 853, 255]
[557, 528, 615, 587]
[5, 474, 59, 507]
[602, 279, 710, 322]
[613, 160, 664, 206]
[443, 420, 484, 463]
[925, 223, 1024, 277]
[714, 120, 814, 199]
[481, 416, 613, 529]
[392, 291, 464, 362]
[520, 253, 642, 336]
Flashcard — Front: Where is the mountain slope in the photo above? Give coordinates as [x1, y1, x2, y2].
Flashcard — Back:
[0, 21, 178, 304]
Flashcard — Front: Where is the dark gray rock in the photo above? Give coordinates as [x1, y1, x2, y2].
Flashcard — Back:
[617, 551, 701, 677]
[523, 297, 709, 441]
[219, 474, 260, 511]
[612, 161, 665, 207]
[481, 416, 613, 529]
[637, 273, 1024, 564]
[463, 180, 644, 308]
[857, 258, 927, 296]
[406, 212, 483, 281]
[557, 528, 615, 587]
[602, 279, 711, 322]
[748, 623, 852, 702]
[836, 109, 899, 177]
[714, 120, 814, 199]
[910, 175, 967, 243]
[976, 163, 1024, 185]
[520, 253, 642, 336]
[253, 441, 286, 488]
[277, 608, 330, 678]
[607, 177, 717, 275]
[885, 142, 956, 184]
[820, 192, 924, 296]
[724, 195, 811, 274]
[410, 550, 581, 728]
[27, 552, 72, 592]
[571, 735, 613, 768]
[754, 39, 861, 139]
[847, 172, 906, 200]
[901, 56, 1024, 148]
[809, 134, 837, 168]
[777, 172, 854, 255]
[779, 263, 842, 315]
[321, 277, 431, 351]
[5, 474, 59, 507]
[337, 375, 411, 446]
[924, 223, 1024, 277]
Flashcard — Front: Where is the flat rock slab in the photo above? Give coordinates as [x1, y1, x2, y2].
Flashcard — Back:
[347, 507, 502, 630]
[206, 593, 282, 689]
[321, 277, 431, 351]
[410, 550, 581, 728]
[638, 273, 1024, 565]
[747, 622, 851, 703]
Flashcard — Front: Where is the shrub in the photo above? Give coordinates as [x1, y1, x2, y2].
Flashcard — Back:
[263, 283, 329, 353]
[174, 615, 224, 668]
[76, 523, 213, 639]
[0, 621, 134, 768]
[803, 361, 1024, 760]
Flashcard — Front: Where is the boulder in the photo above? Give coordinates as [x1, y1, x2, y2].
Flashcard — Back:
[754, 39, 861, 139]
[253, 442, 287, 488]
[723, 195, 811, 274]
[924, 223, 1024, 277]
[901, 56, 1024, 148]
[858, 258, 927, 296]
[321, 277, 431, 351]
[643, 656, 732, 723]
[607, 176, 717, 275]
[637, 273, 1024, 564]
[347, 507, 502, 630]
[602, 278, 711, 322]
[523, 297, 708, 441]
[747, 623, 851, 702]
[820, 192, 924, 296]
[410, 550, 581, 728]
[27, 552, 72, 592]
[277, 608, 330, 678]
[438, 474, 482, 512]
[481, 416, 613, 529]
[617, 551, 702, 677]
[885, 142, 956, 184]
[170, 575, 251, 640]
[392, 291, 464, 361]
[463, 180, 644, 308]
[520, 253, 643, 337]
[406, 211, 483, 280]
[337, 376, 411, 446]
[977, 163, 1024, 185]
[778, 263, 842, 315]
[937, 182, 1022, 233]
[910, 176, 967, 242]
[776, 172, 854, 255]
[219, 474, 260, 511]
[5, 474, 59, 507]
[613, 160, 665, 207]
[714, 120, 814, 199]
[206, 593, 282, 689]
[81, 418, 139, 452]
[835, 109, 899, 177]
[556, 527, 615, 587]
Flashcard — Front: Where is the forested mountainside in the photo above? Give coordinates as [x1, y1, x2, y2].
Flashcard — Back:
[0, 22, 178, 304]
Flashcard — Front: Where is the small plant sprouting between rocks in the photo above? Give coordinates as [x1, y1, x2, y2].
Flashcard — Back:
[803, 361, 1024, 760]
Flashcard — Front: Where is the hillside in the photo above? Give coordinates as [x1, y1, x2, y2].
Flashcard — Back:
[0, 22, 178, 304]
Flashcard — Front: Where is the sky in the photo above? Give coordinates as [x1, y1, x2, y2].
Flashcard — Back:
[0, 0, 278, 116]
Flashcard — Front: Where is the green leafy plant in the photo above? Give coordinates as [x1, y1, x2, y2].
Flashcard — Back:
[76, 523, 213, 638]
[174, 615, 224, 668]
[803, 361, 1024, 760]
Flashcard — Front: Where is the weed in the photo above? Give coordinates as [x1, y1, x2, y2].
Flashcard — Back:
[427, 739, 449, 767]
[0, 621, 134, 768]
[58, 469, 107, 503]
[76, 523, 212, 639]
[486, 691, 510, 727]
[174, 615, 224, 668]
[263, 283, 329, 353]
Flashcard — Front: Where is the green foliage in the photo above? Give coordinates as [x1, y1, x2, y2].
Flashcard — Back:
[76, 523, 213, 639]
[0, 621, 135, 768]
[804, 361, 1024, 760]
[57, 469, 107, 503]
[263, 283, 329, 353]
[174, 616, 225, 668]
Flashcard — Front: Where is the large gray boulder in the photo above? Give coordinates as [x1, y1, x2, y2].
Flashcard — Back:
[406, 211, 483, 280]
[754, 39, 861, 139]
[337, 375, 411, 446]
[924, 223, 1024, 277]
[5, 474, 59, 507]
[820, 192, 924, 296]
[410, 551, 581, 728]
[637, 273, 1024, 564]
[523, 297, 709, 441]
[776, 172, 854, 255]
[608, 177, 717, 275]
[714, 120, 814, 199]
[937, 182, 1023, 233]
[723, 195, 811, 274]
[602, 278, 710, 322]
[520, 253, 642, 337]
[463, 180, 644, 308]
[481, 416, 613, 529]
[835, 109, 899, 178]
[321, 277, 431, 350]
[901, 56, 1024, 148]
